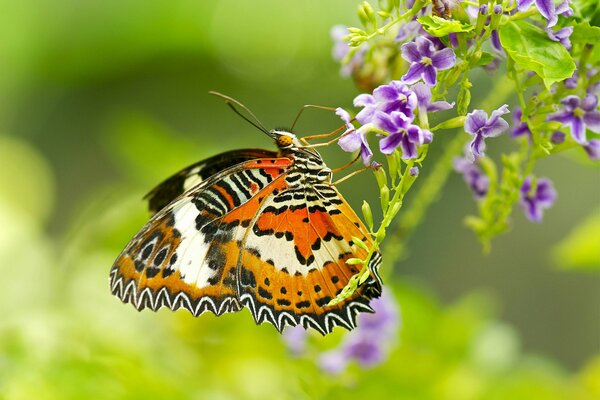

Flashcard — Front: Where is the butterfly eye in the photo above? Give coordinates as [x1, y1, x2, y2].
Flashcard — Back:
[277, 135, 294, 147]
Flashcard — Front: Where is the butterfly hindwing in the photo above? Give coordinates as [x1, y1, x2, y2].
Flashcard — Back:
[145, 149, 278, 214]
[237, 183, 382, 334]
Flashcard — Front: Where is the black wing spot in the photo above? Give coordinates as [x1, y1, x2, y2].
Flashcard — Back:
[154, 247, 168, 266]
[277, 299, 291, 306]
[280, 287, 287, 294]
[295, 301, 311, 309]
[145, 267, 160, 278]
[258, 287, 273, 300]
[314, 285, 321, 293]
[316, 296, 332, 307]
[331, 275, 339, 284]
[264, 277, 270, 286]
[240, 268, 256, 288]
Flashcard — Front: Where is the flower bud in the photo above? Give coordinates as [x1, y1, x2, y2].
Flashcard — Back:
[361, 200, 374, 231]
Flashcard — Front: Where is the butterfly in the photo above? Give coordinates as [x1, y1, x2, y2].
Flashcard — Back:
[109, 99, 383, 335]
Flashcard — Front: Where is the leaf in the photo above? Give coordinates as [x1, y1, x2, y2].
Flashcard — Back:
[499, 20, 576, 89]
[474, 51, 497, 67]
[570, 21, 600, 45]
[417, 16, 473, 37]
[552, 209, 600, 272]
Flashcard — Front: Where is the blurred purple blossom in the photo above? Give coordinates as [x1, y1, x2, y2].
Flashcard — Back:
[453, 156, 489, 199]
[331, 25, 367, 77]
[465, 105, 510, 160]
[583, 139, 600, 161]
[491, 30, 504, 55]
[401, 37, 456, 86]
[548, 94, 600, 144]
[376, 111, 432, 159]
[547, 26, 573, 50]
[550, 131, 566, 144]
[512, 107, 532, 139]
[519, 176, 557, 222]
[282, 325, 308, 356]
[317, 289, 400, 374]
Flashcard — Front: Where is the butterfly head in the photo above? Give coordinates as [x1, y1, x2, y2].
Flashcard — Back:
[270, 129, 298, 150]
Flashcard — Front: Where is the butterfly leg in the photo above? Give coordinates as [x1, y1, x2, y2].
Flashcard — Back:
[332, 163, 380, 186]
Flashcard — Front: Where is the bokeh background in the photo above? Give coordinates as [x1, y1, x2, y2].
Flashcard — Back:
[1, 1, 599, 399]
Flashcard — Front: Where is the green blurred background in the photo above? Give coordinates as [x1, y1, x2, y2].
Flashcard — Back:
[0, 1, 598, 399]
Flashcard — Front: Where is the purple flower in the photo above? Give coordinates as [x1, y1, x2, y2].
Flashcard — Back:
[401, 37, 457, 86]
[517, 0, 558, 27]
[583, 139, 600, 161]
[464, 105, 510, 160]
[317, 289, 400, 374]
[512, 107, 532, 139]
[548, 94, 600, 144]
[396, 20, 423, 42]
[551, 131, 566, 144]
[519, 176, 557, 222]
[331, 25, 367, 77]
[564, 70, 578, 89]
[453, 156, 489, 199]
[412, 82, 454, 114]
[354, 80, 418, 125]
[337, 108, 374, 165]
[282, 325, 308, 356]
[491, 30, 504, 55]
[547, 26, 573, 50]
[376, 111, 433, 159]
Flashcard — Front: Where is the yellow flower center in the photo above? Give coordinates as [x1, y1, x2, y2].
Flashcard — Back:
[421, 56, 433, 66]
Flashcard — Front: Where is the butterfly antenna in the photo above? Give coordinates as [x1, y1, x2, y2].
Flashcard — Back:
[209, 91, 269, 135]
[291, 104, 337, 132]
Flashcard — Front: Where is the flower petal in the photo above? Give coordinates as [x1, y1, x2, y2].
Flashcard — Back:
[423, 65, 437, 86]
[401, 42, 421, 63]
[379, 132, 403, 155]
[464, 110, 489, 134]
[583, 111, 600, 133]
[581, 94, 598, 112]
[584, 139, 600, 161]
[335, 107, 352, 128]
[470, 134, 486, 158]
[431, 48, 457, 70]
[338, 130, 362, 152]
[536, 0, 557, 27]
[428, 100, 454, 112]
[353, 94, 375, 108]
[373, 84, 398, 102]
[561, 95, 581, 111]
[482, 117, 509, 137]
[517, 0, 535, 11]
[570, 116, 586, 144]
[374, 112, 399, 133]
[412, 82, 431, 108]
[399, 135, 418, 159]
[402, 62, 425, 84]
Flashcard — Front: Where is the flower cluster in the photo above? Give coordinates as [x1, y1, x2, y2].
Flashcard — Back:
[549, 94, 600, 157]
[337, 79, 454, 164]
[282, 289, 400, 374]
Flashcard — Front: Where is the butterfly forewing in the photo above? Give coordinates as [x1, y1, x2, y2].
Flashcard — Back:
[145, 148, 278, 214]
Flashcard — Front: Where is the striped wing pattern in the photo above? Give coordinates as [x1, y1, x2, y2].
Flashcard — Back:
[111, 146, 382, 334]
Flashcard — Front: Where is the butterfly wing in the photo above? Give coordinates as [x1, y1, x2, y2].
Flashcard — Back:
[110, 157, 292, 317]
[145, 149, 278, 214]
[111, 158, 381, 334]
[230, 183, 382, 334]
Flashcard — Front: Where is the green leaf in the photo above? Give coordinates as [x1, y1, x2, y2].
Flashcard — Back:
[499, 20, 576, 89]
[552, 210, 600, 272]
[570, 21, 600, 45]
[417, 16, 473, 37]
[474, 51, 497, 67]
